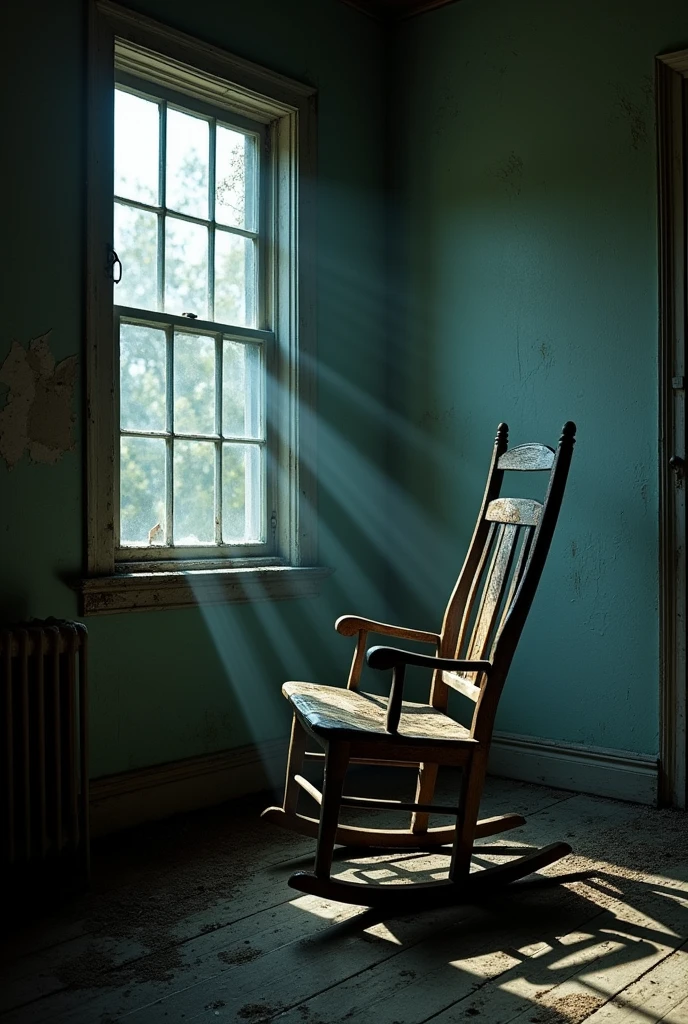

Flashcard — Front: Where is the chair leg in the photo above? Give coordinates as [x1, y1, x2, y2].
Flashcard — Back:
[314, 742, 350, 878]
[282, 716, 309, 815]
[449, 756, 484, 883]
[410, 762, 439, 834]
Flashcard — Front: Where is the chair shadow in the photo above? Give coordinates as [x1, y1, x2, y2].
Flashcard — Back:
[296, 866, 688, 1024]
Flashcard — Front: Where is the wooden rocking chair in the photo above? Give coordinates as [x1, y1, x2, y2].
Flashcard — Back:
[263, 422, 577, 907]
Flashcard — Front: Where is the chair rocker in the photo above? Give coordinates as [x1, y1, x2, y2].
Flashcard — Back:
[263, 421, 577, 907]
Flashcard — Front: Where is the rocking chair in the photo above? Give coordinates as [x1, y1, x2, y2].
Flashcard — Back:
[263, 421, 576, 907]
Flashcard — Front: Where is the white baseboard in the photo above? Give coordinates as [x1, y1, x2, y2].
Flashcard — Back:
[489, 732, 659, 805]
[90, 738, 288, 837]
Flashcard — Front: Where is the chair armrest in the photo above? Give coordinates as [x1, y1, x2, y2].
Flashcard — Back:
[366, 645, 492, 674]
[335, 615, 440, 645]
[366, 645, 490, 734]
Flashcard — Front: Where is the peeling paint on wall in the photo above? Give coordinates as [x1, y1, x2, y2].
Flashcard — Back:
[0, 333, 77, 468]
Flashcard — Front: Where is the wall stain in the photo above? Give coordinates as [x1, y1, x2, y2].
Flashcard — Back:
[516, 327, 522, 381]
[571, 568, 583, 599]
[495, 151, 523, 197]
[514, 336, 554, 386]
[539, 341, 552, 364]
[418, 403, 455, 428]
[633, 461, 650, 512]
[612, 89, 649, 151]
[0, 332, 77, 468]
[641, 74, 654, 104]
[200, 709, 233, 748]
[566, 532, 605, 622]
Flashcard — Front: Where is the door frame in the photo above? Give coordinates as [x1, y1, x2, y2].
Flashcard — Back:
[657, 50, 687, 808]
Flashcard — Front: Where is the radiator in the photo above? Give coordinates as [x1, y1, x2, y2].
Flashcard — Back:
[0, 620, 89, 884]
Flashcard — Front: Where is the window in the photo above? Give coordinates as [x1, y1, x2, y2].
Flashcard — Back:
[114, 83, 269, 558]
[80, 1, 325, 614]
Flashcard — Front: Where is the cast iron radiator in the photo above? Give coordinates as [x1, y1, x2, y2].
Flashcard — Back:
[0, 620, 89, 886]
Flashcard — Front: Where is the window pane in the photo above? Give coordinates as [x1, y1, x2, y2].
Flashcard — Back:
[223, 341, 262, 438]
[174, 440, 215, 544]
[214, 230, 255, 327]
[115, 203, 159, 310]
[115, 90, 159, 205]
[120, 324, 167, 432]
[166, 108, 209, 219]
[165, 217, 208, 318]
[120, 436, 166, 546]
[174, 332, 215, 435]
[215, 127, 257, 230]
[223, 444, 262, 543]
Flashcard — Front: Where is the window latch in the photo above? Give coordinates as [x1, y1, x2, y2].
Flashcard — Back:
[670, 455, 685, 478]
[108, 249, 122, 284]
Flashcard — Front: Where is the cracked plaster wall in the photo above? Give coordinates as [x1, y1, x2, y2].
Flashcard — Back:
[0, 333, 77, 469]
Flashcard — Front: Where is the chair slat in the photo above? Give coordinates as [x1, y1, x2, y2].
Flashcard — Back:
[486, 497, 542, 526]
[441, 672, 481, 701]
[498, 444, 554, 471]
[496, 525, 536, 647]
[467, 523, 519, 661]
[455, 522, 497, 657]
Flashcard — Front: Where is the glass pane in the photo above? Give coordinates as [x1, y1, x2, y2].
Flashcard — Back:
[223, 444, 262, 543]
[115, 89, 159, 205]
[120, 436, 166, 546]
[165, 217, 208, 318]
[166, 108, 209, 219]
[115, 203, 159, 310]
[120, 324, 167, 432]
[214, 230, 255, 327]
[174, 332, 215, 435]
[223, 341, 262, 438]
[215, 127, 257, 230]
[174, 440, 215, 544]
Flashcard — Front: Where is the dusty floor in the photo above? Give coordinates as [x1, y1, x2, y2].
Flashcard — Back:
[0, 776, 686, 1024]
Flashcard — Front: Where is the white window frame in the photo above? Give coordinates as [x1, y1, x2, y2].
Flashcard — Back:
[80, 0, 326, 614]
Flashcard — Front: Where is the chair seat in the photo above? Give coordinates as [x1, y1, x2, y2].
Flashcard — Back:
[283, 681, 477, 746]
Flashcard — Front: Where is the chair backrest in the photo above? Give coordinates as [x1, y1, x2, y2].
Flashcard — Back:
[432, 422, 576, 742]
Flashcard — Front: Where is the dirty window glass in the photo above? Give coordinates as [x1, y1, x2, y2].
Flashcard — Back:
[114, 83, 265, 553]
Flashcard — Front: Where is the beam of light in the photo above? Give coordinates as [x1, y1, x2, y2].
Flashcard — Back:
[294, 384, 462, 617]
[191, 462, 393, 788]
[190, 347, 485, 791]
[364, 922, 403, 945]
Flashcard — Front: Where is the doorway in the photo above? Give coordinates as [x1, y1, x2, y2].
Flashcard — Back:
[657, 49, 688, 808]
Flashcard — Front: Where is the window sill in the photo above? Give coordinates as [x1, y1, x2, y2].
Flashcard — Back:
[75, 565, 334, 616]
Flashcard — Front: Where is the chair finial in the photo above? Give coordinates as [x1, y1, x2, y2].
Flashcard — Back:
[560, 421, 577, 445]
[496, 422, 509, 447]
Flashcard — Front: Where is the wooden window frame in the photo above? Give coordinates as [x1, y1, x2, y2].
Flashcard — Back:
[657, 49, 688, 808]
[79, 0, 328, 614]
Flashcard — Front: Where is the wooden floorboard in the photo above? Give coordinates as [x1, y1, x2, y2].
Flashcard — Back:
[0, 778, 685, 1024]
[576, 946, 688, 1024]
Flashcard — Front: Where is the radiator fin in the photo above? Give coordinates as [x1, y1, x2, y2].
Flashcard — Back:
[0, 621, 89, 882]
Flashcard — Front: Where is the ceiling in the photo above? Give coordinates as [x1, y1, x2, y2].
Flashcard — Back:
[340, 0, 459, 20]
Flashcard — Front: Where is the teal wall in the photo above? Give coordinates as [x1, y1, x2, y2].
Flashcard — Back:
[1, 0, 680, 780]
[389, 0, 688, 756]
[0, 0, 389, 778]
